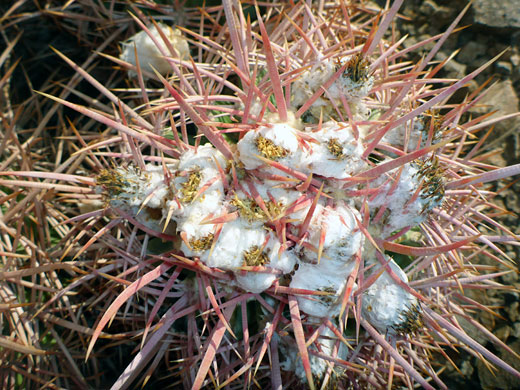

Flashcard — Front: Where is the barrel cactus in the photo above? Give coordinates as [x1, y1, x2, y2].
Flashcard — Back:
[6, 1, 520, 389]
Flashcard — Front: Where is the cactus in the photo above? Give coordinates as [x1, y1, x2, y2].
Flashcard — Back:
[3, 1, 520, 389]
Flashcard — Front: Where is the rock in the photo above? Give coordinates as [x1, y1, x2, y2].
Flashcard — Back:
[513, 322, 520, 339]
[435, 51, 467, 79]
[511, 54, 520, 67]
[460, 360, 474, 378]
[501, 269, 519, 285]
[478, 339, 520, 390]
[419, 0, 452, 24]
[472, 0, 520, 29]
[457, 41, 487, 64]
[456, 315, 489, 346]
[468, 80, 520, 149]
[496, 61, 513, 76]
[495, 325, 511, 341]
[513, 30, 520, 46]
[507, 301, 520, 323]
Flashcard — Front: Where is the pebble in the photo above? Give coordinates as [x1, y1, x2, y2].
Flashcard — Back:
[457, 41, 487, 64]
[496, 61, 513, 76]
[473, 0, 520, 29]
[495, 325, 511, 341]
[512, 322, 520, 339]
[506, 301, 520, 323]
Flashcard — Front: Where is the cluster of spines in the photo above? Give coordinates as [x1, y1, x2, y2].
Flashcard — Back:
[414, 155, 446, 213]
[392, 302, 424, 335]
